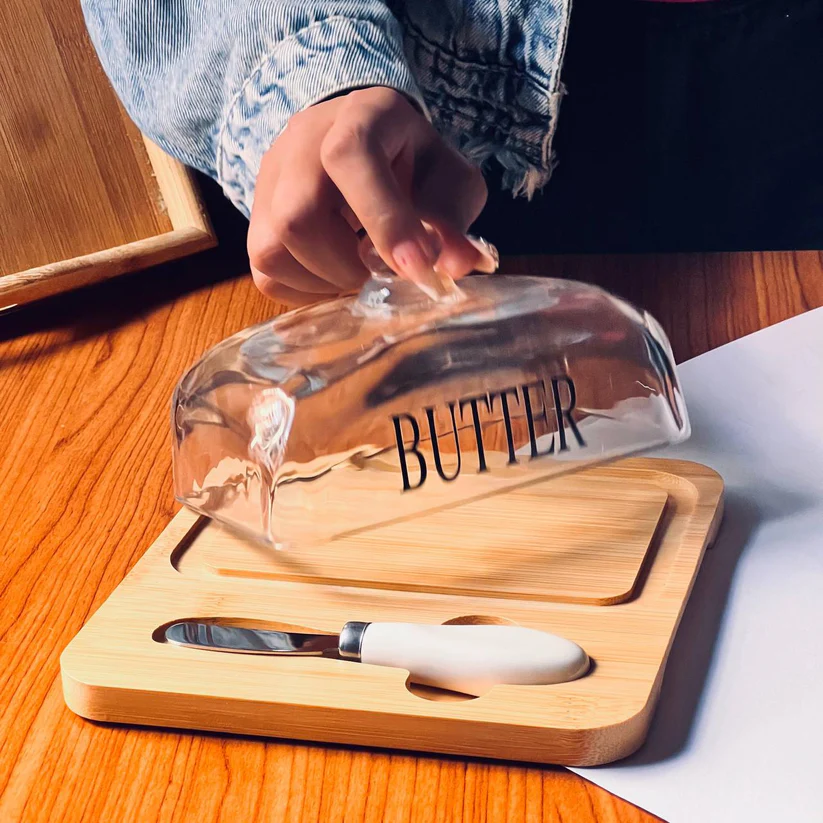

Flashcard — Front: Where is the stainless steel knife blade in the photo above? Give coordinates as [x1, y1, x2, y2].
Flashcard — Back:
[165, 621, 341, 656]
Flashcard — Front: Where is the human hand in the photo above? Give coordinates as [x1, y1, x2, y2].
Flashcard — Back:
[248, 86, 490, 306]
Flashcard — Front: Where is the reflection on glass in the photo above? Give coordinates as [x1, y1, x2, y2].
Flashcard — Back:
[173, 253, 688, 549]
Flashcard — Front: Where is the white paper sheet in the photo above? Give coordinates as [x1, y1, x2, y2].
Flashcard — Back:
[571, 307, 823, 822]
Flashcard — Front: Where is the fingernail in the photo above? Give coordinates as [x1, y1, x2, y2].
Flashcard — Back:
[393, 238, 465, 302]
[467, 235, 500, 273]
[392, 239, 435, 280]
[420, 267, 464, 302]
[358, 234, 393, 276]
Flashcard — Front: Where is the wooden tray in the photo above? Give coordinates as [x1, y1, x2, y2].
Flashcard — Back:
[61, 458, 723, 767]
[0, 0, 215, 308]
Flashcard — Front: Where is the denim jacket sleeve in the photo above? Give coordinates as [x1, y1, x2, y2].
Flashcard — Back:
[81, 1, 425, 217]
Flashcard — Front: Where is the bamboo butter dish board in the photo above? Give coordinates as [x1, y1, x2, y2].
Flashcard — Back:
[61, 458, 723, 767]
[0, 0, 215, 308]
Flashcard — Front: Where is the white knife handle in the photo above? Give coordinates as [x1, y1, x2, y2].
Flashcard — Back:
[358, 623, 589, 697]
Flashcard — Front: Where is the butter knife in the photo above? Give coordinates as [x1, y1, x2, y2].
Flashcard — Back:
[165, 620, 589, 696]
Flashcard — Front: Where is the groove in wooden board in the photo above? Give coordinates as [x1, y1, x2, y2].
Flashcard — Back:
[195, 478, 669, 605]
[60, 458, 724, 767]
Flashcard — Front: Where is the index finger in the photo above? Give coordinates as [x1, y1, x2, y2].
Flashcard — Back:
[320, 119, 437, 286]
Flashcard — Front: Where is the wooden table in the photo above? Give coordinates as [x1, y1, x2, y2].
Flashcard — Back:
[2, 183, 821, 821]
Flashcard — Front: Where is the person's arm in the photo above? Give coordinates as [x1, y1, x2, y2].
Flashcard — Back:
[83, 1, 489, 304]
[81, 0, 425, 218]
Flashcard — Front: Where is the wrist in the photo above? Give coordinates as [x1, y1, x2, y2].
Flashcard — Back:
[218, 17, 426, 217]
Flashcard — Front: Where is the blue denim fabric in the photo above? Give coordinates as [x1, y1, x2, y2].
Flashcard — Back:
[82, 0, 570, 217]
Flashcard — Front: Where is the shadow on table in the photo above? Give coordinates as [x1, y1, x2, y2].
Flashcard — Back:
[0, 175, 249, 345]
[617, 479, 813, 767]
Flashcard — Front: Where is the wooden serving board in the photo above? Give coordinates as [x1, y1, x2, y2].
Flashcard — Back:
[61, 458, 723, 767]
[0, 0, 216, 308]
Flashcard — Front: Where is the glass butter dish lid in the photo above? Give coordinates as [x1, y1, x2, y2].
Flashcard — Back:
[172, 239, 689, 549]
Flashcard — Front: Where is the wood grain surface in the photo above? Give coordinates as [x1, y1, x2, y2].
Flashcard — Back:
[0, 1, 214, 308]
[0, 0, 171, 273]
[61, 459, 722, 766]
[1, 190, 822, 822]
[195, 475, 671, 605]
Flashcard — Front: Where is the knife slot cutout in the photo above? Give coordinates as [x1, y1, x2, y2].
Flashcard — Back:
[441, 615, 518, 626]
[406, 679, 480, 702]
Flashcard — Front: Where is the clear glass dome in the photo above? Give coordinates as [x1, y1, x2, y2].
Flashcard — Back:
[172, 247, 689, 549]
